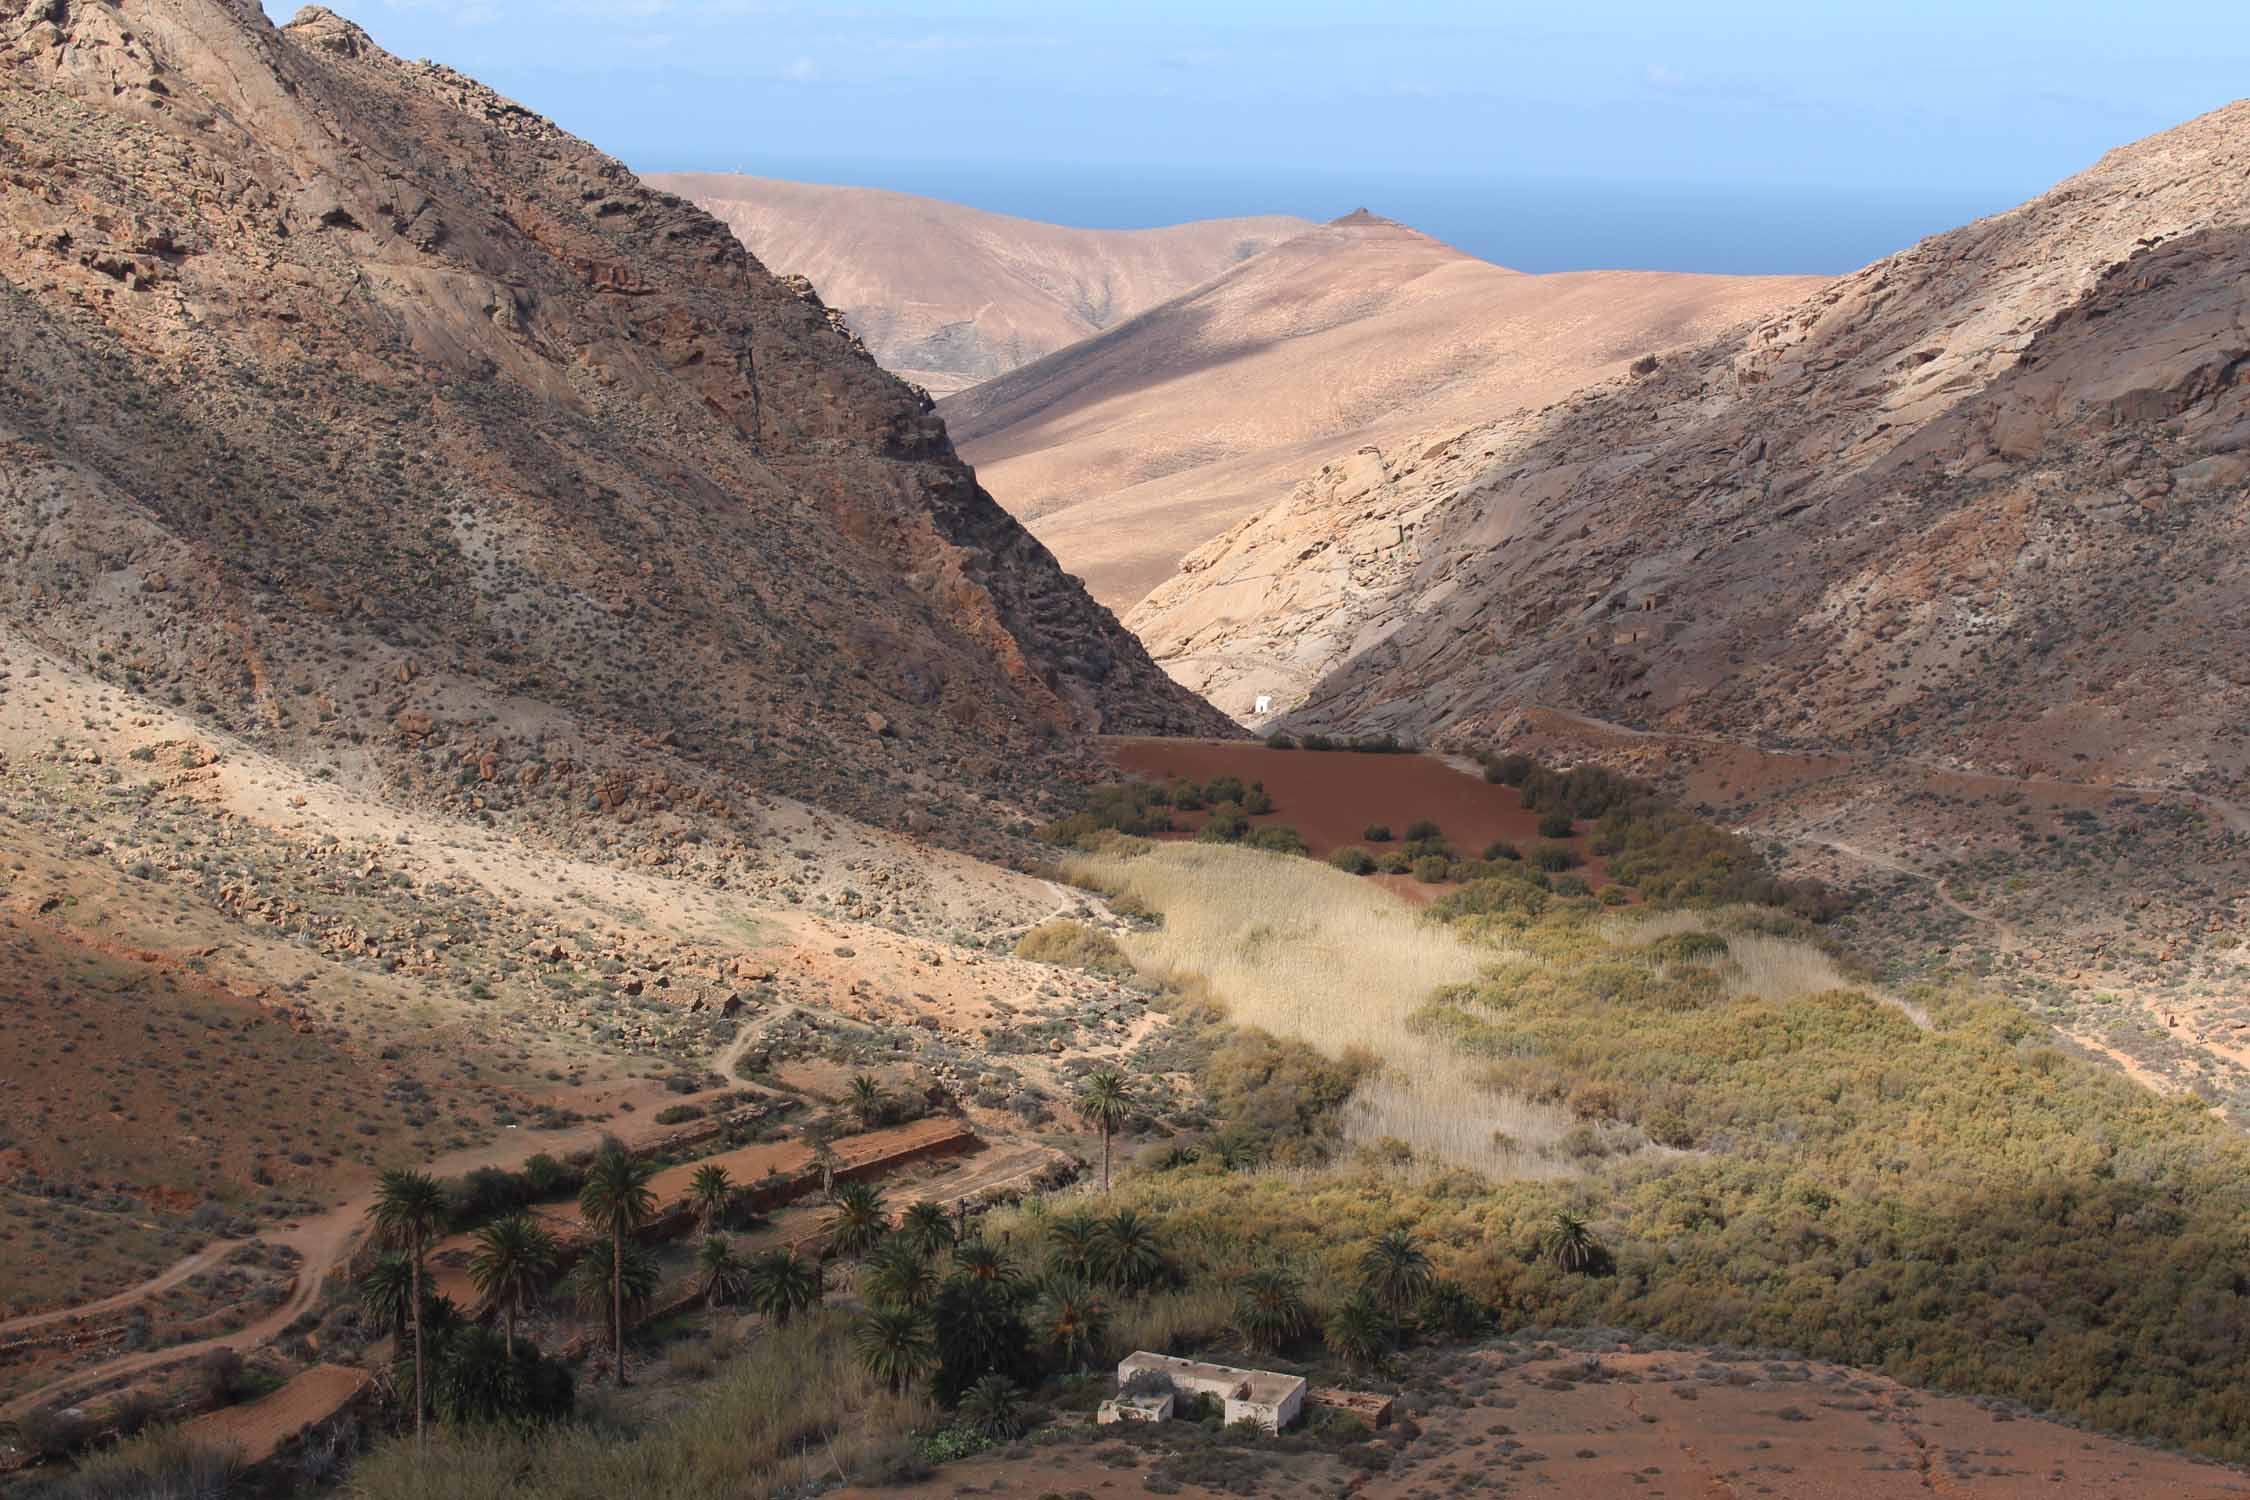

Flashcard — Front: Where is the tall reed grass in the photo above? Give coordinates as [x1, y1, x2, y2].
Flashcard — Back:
[1063, 844, 1577, 1175]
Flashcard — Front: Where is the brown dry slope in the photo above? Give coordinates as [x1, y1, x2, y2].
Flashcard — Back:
[1130, 101, 2250, 1084]
[940, 211, 1821, 607]
[649, 173, 1310, 397]
[0, 0, 1230, 860]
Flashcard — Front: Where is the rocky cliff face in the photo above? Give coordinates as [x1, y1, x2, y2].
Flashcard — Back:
[0, 2, 1231, 842]
[1140, 102, 2250, 798]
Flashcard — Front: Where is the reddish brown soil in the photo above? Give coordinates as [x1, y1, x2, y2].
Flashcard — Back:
[841, 1346, 2250, 1500]
[1103, 738, 1614, 897]
[180, 1363, 370, 1466]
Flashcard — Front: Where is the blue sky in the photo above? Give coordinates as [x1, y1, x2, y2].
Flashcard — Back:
[274, 2, 2250, 273]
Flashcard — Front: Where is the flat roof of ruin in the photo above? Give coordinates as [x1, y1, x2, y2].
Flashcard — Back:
[1119, 1351, 1307, 1404]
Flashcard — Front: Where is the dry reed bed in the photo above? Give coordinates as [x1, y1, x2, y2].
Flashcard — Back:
[1065, 846, 1871, 1175]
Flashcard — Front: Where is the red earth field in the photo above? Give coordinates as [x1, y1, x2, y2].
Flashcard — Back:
[1102, 737, 1614, 900]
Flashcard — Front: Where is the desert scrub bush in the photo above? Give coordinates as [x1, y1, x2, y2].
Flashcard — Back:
[1376, 851, 1412, 875]
[1039, 782, 1177, 845]
[1196, 807, 1249, 844]
[1362, 824, 1393, 842]
[1482, 839, 1521, 862]
[24, 1427, 245, 1497]
[1537, 810, 1576, 839]
[1015, 920, 1135, 978]
[1411, 855, 1450, 884]
[347, 1310, 933, 1500]
[1531, 842, 1581, 872]
[1246, 824, 1306, 856]
[1327, 846, 1375, 875]
[1403, 819, 1443, 842]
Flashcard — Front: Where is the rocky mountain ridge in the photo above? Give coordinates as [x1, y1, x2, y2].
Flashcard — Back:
[651, 172, 1310, 398]
[0, 0, 1231, 855]
[1134, 100, 2250, 793]
[942, 213, 1820, 610]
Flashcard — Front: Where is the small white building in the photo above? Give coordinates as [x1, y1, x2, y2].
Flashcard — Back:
[1253, 695, 1274, 716]
[1116, 1351, 1307, 1433]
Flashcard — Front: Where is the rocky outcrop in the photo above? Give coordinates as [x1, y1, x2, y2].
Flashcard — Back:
[1133, 100, 2250, 799]
[0, 0, 1232, 848]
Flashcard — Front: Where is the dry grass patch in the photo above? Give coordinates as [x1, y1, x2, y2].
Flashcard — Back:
[1062, 843, 1574, 1176]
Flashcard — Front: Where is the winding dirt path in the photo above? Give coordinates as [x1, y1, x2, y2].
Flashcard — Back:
[1, 1065, 745, 1418]
[0, 1239, 252, 1339]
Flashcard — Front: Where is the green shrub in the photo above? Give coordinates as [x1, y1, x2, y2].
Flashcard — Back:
[1328, 846, 1376, 875]
[1429, 876, 1549, 919]
[1197, 807, 1249, 844]
[1482, 840, 1520, 862]
[1298, 733, 1335, 751]
[1531, 842, 1581, 872]
[1016, 920, 1135, 977]
[1376, 852, 1413, 875]
[1411, 856, 1450, 884]
[1265, 733, 1297, 750]
[1537, 810, 1576, 839]
[1242, 782, 1275, 815]
[1483, 752, 1535, 785]
[1404, 819, 1443, 842]
[1363, 824, 1393, 843]
[654, 1103, 705, 1126]
[1247, 825, 1306, 856]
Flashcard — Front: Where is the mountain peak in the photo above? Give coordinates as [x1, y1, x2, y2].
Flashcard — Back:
[1328, 207, 1402, 228]
[284, 6, 377, 57]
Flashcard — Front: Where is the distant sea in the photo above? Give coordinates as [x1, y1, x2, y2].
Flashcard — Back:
[647, 154, 2017, 278]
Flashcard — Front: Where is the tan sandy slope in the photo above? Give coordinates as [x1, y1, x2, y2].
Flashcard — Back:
[940, 211, 1821, 607]
[650, 172, 1310, 397]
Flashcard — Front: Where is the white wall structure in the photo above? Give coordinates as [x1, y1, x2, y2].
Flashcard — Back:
[1254, 694, 1274, 715]
[1116, 1351, 1307, 1433]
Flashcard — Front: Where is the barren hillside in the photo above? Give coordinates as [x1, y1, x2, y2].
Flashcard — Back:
[648, 173, 1310, 397]
[1130, 101, 2250, 1081]
[0, 0, 1230, 850]
[940, 212, 1821, 606]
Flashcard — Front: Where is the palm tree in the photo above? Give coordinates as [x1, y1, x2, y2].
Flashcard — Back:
[1545, 1210, 1601, 1273]
[861, 1237, 941, 1311]
[697, 1234, 751, 1315]
[959, 1374, 1027, 1439]
[846, 1073, 889, 1130]
[367, 1168, 447, 1445]
[1045, 1211, 1102, 1283]
[1234, 1266, 1312, 1353]
[564, 1239, 660, 1344]
[469, 1213, 559, 1356]
[1358, 1228, 1433, 1323]
[951, 1239, 1017, 1288]
[899, 1200, 955, 1261]
[824, 1180, 889, 1257]
[686, 1164, 736, 1236]
[1416, 1278, 1485, 1340]
[1032, 1276, 1108, 1372]
[1081, 1069, 1129, 1191]
[577, 1148, 659, 1385]
[853, 1304, 936, 1393]
[428, 1325, 526, 1427]
[1095, 1208, 1165, 1294]
[745, 1248, 823, 1326]
[1325, 1290, 1391, 1372]
[358, 1251, 416, 1341]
